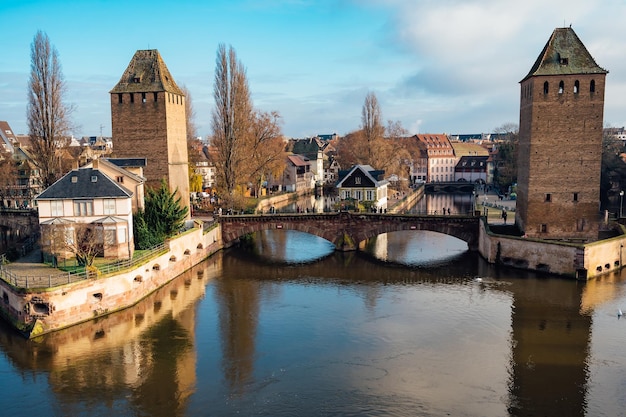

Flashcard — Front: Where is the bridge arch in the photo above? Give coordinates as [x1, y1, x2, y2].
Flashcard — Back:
[219, 212, 480, 252]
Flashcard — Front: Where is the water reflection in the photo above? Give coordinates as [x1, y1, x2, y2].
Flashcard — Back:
[366, 230, 468, 267]
[1, 234, 626, 416]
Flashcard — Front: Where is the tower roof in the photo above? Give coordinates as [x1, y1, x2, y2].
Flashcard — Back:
[110, 49, 183, 95]
[521, 27, 607, 82]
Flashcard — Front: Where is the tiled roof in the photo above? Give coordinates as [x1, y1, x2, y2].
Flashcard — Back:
[287, 154, 309, 167]
[522, 27, 608, 81]
[110, 49, 184, 95]
[107, 158, 147, 168]
[36, 168, 132, 200]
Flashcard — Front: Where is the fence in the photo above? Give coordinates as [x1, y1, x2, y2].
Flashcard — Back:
[0, 241, 168, 290]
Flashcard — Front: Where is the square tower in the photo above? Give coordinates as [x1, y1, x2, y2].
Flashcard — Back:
[516, 27, 607, 241]
[110, 50, 190, 216]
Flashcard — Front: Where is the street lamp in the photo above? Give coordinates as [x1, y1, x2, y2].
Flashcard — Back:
[472, 190, 476, 214]
[620, 190, 624, 218]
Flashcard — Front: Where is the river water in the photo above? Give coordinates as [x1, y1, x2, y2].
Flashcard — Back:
[1, 229, 626, 417]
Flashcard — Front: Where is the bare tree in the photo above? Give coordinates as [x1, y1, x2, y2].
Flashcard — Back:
[181, 84, 198, 141]
[0, 154, 18, 208]
[26, 31, 73, 188]
[44, 222, 102, 267]
[361, 92, 385, 164]
[245, 110, 286, 197]
[211, 44, 253, 200]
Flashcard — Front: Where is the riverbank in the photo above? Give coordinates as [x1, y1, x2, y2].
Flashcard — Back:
[0, 220, 222, 338]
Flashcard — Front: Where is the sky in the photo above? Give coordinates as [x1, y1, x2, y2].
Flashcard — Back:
[1, 0, 626, 139]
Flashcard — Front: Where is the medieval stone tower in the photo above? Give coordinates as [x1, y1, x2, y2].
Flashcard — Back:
[516, 27, 607, 241]
[110, 49, 190, 216]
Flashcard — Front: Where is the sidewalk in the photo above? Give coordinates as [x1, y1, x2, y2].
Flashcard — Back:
[2, 248, 61, 277]
[476, 191, 516, 224]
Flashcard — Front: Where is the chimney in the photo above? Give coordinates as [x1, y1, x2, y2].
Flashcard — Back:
[93, 158, 99, 170]
[72, 160, 79, 170]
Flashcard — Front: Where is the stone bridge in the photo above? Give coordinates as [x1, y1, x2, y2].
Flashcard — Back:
[218, 212, 481, 251]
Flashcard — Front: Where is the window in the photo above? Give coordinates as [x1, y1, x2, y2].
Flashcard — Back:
[355, 176, 361, 185]
[540, 224, 548, 233]
[573, 193, 579, 202]
[153, 92, 158, 102]
[51, 200, 63, 216]
[366, 190, 375, 200]
[74, 200, 94, 216]
[590, 80, 596, 93]
[574, 80, 579, 94]
[545, 193, 552, 202]
[129, 93, 134, 103]
[142, 92, 146, 103]
[116, 176, 124, 183]
[118, 93, 123, 104]
[543, 81, 549, 94]
[558, 81, 564, 94]
[103, 198, 116, 215]
[104, 227, 116, 245]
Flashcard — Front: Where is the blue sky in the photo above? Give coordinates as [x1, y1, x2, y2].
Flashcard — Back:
[2, 0, 626, 139]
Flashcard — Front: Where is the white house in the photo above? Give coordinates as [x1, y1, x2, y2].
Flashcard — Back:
[36, 165, 135, 261]
[336, 164, 389, 211]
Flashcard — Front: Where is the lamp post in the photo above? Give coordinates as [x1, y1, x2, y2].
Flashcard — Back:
[472, 190, 476, 214]
[620, 190, 624, 218]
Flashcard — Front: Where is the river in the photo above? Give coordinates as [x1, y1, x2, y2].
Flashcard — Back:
[1, 225, 626, 417]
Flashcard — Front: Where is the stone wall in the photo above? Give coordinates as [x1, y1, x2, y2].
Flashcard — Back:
[479, 220, 626, 279]
[0, 222, 222, 337]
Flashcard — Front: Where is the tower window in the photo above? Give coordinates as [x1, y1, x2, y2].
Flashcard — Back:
[118, 93, 123, 104]
[545, 193, 552, 202]
[573, 192, 579, 202]
[543, 81, 549, 94]
[590, 80, 596, 93]
[129, 93, 134, 103]
[540, 224, 548, 233]
[142, 92, 146, 103]
[574, 80, 579, 94]
[153, 92, 158, 102]
[558, 81, 564, 94]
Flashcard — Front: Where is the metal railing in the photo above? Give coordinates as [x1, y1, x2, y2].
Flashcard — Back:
[0, 241, 168, 290]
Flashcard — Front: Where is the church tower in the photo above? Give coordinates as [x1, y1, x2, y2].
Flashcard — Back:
[516, 27, 607, 241]
[110, 50, 190, 216]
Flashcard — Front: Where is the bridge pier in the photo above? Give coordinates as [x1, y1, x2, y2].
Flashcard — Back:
[335, 232, 357, 251]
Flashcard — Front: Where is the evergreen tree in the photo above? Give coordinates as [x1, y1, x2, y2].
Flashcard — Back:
[134, 179, 189, 249]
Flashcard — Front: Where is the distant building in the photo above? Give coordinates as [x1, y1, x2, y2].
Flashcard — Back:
[272, 154, 314, 193]
[454, 155, 488, 183]
[336, 164, 388, 211]
[0, 121, 18, 153]
[110, 49, 190, 217]
[516, 27, 607, 241]
[412, 134, 455, 182]
[450, 141, 492, 184]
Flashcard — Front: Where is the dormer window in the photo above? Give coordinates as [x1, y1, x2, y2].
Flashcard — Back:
[71, 176, 78, 183]
[133, 77, 140, 83]
[559, 57, 569, 65]
[91, 176, 98, 183]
